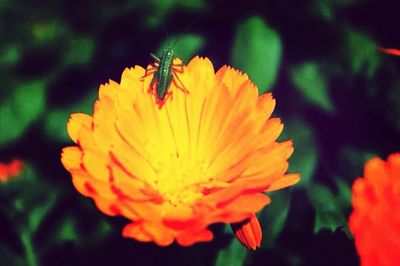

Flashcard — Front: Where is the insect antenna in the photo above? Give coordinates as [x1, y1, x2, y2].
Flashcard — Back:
[161, 24, 171, 46]
[168, 0, 221, 49]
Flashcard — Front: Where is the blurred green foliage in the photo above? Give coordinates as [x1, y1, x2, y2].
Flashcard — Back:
[260, 190, 291, 247]
[64, 37, 94, 66]
[346, 29, 380, 78]
[0, 44, 20, 67]
[216, 234, 248, 266]
[0, 165, 56, 266]
[281, 118, 318, 186]
[290, 62, 334, 112]
[231, 16, 282, 93]
[1, 0, 399, 265]
[307, 182, 349, 234]
[0, 81, 46, 147]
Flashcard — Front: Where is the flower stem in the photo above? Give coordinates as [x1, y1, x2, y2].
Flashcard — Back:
[20, 229, 37, 266]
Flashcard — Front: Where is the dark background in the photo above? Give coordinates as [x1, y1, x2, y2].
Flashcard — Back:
[1, 0, 400, 265]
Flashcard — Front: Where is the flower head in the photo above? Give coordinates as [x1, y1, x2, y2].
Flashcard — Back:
[0, 159, 24, 183]
[349, 153, 400, 266]
[61, 56, 299, 246]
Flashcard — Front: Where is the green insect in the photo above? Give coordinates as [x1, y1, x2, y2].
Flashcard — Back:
[143, 46, 188, 107]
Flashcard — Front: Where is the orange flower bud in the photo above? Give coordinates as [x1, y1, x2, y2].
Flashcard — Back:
[231, 213, 262, 250]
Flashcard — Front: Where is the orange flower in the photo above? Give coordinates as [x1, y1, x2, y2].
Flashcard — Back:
[61, 56, 299, 247]
[349, 153, 400, 266]
[0, 159, 24, 182]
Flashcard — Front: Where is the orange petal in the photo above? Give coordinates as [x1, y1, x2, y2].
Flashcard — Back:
[61, 146, 82, 171]
[162, 204, 195, 230]
[67, 113, 92, 143]
[138, 222, 175, 246]
[267, 174, 301, 192]
[122, 222, 153, 242]
[256, 93, 275, 120]
[225, 194, 271, 213]
[176, 228, 213, 246]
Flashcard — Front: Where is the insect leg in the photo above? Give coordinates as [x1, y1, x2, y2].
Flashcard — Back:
[171, 72, 189, 94]
[148, 76, 159, 95]
[171, 64, 189, 94]
[156, 88, 174, 109]
[141, 70, 157, 80]
[172, 64, 184, 73]
[141, 63, 159, 79]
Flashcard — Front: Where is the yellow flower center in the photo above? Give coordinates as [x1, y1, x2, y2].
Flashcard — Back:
[150, 154, 210, 207]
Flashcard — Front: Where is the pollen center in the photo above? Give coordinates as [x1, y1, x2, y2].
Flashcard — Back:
[151, 155, 209, 206]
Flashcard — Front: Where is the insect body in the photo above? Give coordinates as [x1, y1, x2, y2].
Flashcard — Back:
[143, 46, 188, 107]
[151, 47, 175, 101]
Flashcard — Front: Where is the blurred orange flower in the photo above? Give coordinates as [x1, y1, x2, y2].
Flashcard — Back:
[349, 153, 400, 266]
[61, 56, 299, 247]
[378, 47, 400, 56]
[0, 159, 24, 182]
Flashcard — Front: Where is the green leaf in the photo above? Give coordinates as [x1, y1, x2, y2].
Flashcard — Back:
[335, 178, 352, 237]
[231, 16, 282, 93]
[216, 235, 248, 266]
[290, 62, 334, 112]
[44, 110, 70, 142]
[313, 0, 334, 21]
[32, 20, 69, 43]
[28, 194, 57, 233]
[0, 81, 46, 147]
[335, 178, 351, 211]
[64, 37, 94, 65]
[157, 34, 205, 63]
[260, 191, 291, 246]
[280, 118, 318, 186]
[91, 219, 113, 243]
[307, 183, 347, 233]
[0, 44, 20, 67]
[43, 90, 97, 142]
[56, 216, 80, 243]
[345, 29, 380, 78]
